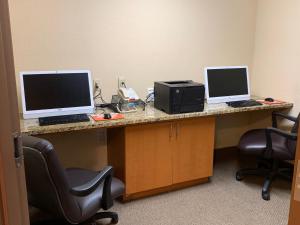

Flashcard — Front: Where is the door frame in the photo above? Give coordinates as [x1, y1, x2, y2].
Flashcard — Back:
[0, 0, 29, 224]
[288, 126, 300, 225]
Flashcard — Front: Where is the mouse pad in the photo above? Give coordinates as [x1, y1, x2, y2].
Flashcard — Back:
[256, 99, 286, 105]
[91, 113, 124, 121]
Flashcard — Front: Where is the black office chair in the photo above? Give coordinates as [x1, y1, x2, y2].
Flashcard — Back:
[22, 135, 124, 224]
[236, 112, 299, 200]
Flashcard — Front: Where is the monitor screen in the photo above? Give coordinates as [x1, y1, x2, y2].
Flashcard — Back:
[204, 66, 250, 104]
[20, 70, 94, 119]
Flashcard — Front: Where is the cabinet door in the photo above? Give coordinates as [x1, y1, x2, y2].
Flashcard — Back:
[125, 122, 174, 194]
[173, 117, 215, 184]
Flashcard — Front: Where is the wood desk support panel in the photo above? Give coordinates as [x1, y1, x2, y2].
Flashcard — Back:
[107, 128, 125, 182]
[108, 117, 215, 200]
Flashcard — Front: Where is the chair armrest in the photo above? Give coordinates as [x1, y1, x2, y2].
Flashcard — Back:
[266, 127, 298, 140]
[265, 127, 298, 150]
[70, 166, 114, 209]
[272, 112, 297, 128]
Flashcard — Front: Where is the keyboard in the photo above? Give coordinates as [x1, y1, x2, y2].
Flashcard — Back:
[226, 99, 263, 108]
[39, 114, 90, 126]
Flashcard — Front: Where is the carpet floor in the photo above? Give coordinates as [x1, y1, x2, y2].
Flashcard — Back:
[108, 150, 292, 225]
[29, 150, 292, 225]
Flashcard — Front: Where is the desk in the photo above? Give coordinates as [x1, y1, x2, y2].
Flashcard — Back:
[20, 101, 293, 200]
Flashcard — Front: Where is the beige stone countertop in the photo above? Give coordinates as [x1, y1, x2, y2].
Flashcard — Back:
[20, 100, 293, 135]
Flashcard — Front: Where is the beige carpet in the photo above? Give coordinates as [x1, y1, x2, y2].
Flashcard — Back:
[108, 150, 291, 225]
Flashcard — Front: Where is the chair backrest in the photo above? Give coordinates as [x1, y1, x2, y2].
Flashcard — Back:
[291, 113, 300, 134]
[22, 135, 81, 224]
[286, 113, 300, 159]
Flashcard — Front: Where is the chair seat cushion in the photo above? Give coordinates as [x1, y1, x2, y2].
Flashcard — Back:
[238, 129, 294, 160]
[65, 168, 124, 222]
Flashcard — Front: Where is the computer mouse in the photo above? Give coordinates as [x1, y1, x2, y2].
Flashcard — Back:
[265, 97, 274, 102]
[103, 113, 112, 119]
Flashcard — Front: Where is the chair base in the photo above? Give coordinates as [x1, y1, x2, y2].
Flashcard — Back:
[91, 211, 119, 224]
[236, 159, 293, 201]
[30, 211, 119, 225]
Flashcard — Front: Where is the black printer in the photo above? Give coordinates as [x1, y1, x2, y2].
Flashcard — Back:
[154, 80, 205, 114]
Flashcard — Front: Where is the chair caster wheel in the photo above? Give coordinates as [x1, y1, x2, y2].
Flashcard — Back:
[262, 191, 270, 201]
[111, 215, 119, 224]
[236, 172, 244, 181]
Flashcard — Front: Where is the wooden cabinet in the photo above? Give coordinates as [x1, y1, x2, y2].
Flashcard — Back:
[107, 117, 215, 200]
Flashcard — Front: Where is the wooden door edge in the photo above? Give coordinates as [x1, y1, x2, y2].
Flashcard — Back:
[0, 150, 9, 225]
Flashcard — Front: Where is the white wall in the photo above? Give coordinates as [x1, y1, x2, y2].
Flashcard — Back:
[252, 0, 300, 117]
[8, 0, 259, 169]
[9, 0, 257, 102]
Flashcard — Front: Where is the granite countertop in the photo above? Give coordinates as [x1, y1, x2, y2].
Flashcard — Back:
[20, 99, 293, 135]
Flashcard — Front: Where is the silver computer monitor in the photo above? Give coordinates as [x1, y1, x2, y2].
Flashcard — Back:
[20, 70, 94, 119]
[204, 66, 250, 104]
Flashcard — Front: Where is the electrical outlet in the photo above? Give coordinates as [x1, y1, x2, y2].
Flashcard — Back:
[118, 76, 126, 89]
[93, 79, 101, 92]
[147, 87, 154, 95]
[146, 87, 154, 102]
